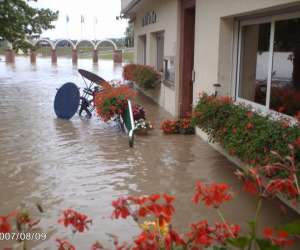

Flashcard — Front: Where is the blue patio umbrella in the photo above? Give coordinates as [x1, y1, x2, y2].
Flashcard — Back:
[54, 82, 80, 119]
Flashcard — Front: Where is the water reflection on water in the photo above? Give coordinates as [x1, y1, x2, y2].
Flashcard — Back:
[0, 57, 299, 249]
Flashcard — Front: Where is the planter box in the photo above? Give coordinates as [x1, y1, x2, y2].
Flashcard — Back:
[195, 127, 300, 214]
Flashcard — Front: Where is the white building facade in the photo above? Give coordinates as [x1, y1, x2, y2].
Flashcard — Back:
[122, 0, 300, 118]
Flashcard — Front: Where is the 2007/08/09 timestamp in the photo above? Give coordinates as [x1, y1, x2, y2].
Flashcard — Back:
[0, 232, 47, 241]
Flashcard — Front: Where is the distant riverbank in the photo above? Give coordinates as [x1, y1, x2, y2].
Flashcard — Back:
[0, 47, 135, 63]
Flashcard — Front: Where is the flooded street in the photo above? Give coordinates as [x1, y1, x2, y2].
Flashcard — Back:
[0, 57, 299, 249]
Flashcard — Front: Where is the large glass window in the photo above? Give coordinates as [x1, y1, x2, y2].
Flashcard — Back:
[138, 35, 147, 65]
[237, 15, 300, 117]
[238, 23, 270, 106]
[156, 32, 164, 72]
[270, 18, 300, 116]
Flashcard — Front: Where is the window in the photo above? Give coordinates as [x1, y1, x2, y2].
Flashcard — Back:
[138, 35, 147, 65]
[238, 23, 270, 106]
[163, 56, 175, 82]
[237, 13, 300, 117]
[156, 32, 164, 72]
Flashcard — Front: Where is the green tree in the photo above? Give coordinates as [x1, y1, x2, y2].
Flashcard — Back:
[124, 22, 134, 47]
[0, 0, 58, 51]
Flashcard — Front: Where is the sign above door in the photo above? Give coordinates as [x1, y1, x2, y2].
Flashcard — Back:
[142, 11, 157, 27]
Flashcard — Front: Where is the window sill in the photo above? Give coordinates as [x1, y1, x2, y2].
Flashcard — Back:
[235, 97, 298, 125]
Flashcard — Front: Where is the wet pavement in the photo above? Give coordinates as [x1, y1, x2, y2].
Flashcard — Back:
[0, 57, 299, 249]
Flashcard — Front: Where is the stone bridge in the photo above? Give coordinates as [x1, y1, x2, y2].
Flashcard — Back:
[4, 38, 123, 64]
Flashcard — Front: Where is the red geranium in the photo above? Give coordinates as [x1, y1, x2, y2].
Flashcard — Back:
[94, 86, 136, 122]
[164, 229, 186, 250]
[265, 178, 299, 199]
[263, 227, 294, 247]
[0, 211, 16, 233]
[112, 193, 175, 228]
[243, 180, 259, 195]
[161, 120, 179, 134]
[58, 209, 92, 233]
[111, 197, 131, 219]
[187, 220, 214, 247]
[192, 181, 232, 208]
[132, 231, 159, 250]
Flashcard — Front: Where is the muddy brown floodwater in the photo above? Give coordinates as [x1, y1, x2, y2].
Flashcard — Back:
[0, 57, 299, 249]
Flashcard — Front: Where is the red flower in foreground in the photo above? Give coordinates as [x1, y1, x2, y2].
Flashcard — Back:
[132, 231, 159, 250]
[112, 194, 175, 227]
[111, 198, 131, 219]
[0, 216, 12, 233]
[265, 178, 299, 199]
[262, 164, 279, 177]
[235, 168, 263, 196]
[149, 194, 160, 203]
[186, 220, 239, 247]
[58, 209, 92, 233]
[56, 239, 76, 250]
[0, 211, 16, 233]
[214, 223, 240, 243]
[163, 194, 175, 204]
[243, 180, 259, 195]
[187, 220, 214, 247]
[263, 227, 294, 247]
[192, 181, 232, 208]
[164, 229, 186, 250]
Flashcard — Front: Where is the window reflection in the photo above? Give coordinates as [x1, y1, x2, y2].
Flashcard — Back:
[239, 23, 271, 106]
[270, 18, 300, 116]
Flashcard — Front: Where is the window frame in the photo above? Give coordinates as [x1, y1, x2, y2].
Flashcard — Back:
[235, 11, 300, 116]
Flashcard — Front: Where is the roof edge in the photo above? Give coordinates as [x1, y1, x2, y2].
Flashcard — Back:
[121, 0, 141, 15]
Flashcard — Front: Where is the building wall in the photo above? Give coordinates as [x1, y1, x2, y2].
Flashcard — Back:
[129, 0, 300, 116]
[194, 0, 300, 103]
[133, 0, 179, 116]
[121, 0, 134, 11]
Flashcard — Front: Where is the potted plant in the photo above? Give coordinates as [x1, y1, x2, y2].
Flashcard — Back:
[134, 118, 153, 135]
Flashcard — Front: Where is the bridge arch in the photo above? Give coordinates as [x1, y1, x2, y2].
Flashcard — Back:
[34, 39, 55, 50]
[75, 39, 96, 50]
[95, 39, 118, 51]
[54, 39, 75, 50]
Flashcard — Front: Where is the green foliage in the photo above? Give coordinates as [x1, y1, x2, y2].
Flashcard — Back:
[0, 0, 58, 51]
[123, 64, 161, 89]
[192, 93, 300, 166]
[227, 236, 250, 249]
[255, 239, 280, 250]
[279, 220, 300, 236]
[210, 247, 228, 250]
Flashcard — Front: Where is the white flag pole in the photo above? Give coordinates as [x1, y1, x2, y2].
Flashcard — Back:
[66, 15, 69, 39]
[93, 17, 98, 40]
[80, 15, 84, 38]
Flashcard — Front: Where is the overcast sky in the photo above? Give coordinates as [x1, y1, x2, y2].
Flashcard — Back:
[29, 0, 128, 40]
